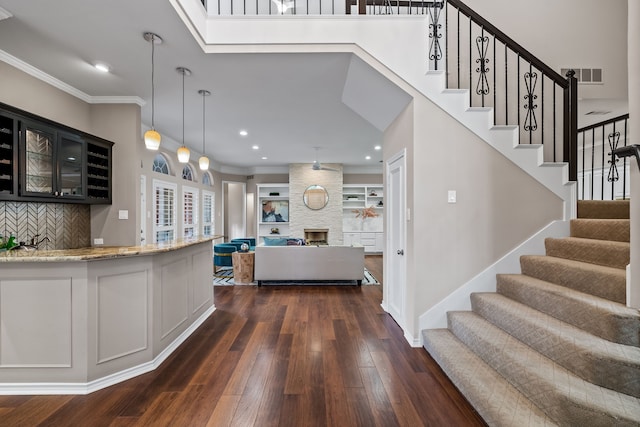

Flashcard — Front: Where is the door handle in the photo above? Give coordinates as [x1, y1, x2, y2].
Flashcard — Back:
[397, 249, 404, 255]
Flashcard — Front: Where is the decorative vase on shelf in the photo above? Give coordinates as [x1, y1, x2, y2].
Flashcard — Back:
[240, 243, 249, 252]
[270, 228, 280, 234]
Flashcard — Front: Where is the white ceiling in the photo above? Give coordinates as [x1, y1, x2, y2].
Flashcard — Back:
[0, 0, 413, 173]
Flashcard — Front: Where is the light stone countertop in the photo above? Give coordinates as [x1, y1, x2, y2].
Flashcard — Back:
[0, 235, 223, 262]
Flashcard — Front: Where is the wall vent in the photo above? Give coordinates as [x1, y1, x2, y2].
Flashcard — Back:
[561, 68, 603, 84]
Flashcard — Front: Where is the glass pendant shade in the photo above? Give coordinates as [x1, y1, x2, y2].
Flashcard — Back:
[177, 145, 190, 163]
[144, 129, 161, 150]
[198, 155, 209, 170]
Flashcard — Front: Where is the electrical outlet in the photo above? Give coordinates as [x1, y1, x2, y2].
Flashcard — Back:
[94, 238, 104, 245]
[448, 190, 457, 203]
[118, 210, 129, 220]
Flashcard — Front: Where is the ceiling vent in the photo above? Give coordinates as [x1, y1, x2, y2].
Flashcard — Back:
[561, 68, 603, 84]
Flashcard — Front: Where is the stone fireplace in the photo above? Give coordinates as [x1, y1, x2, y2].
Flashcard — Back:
[305, 228, 329, 245]
[289, 163, 343, 245]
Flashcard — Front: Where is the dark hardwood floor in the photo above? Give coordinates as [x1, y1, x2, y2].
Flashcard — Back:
[0, 256, 486, 426]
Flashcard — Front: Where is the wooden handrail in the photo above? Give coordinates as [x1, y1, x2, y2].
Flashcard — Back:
[446, 0, 568, 87]
[613, 144, 640, 170]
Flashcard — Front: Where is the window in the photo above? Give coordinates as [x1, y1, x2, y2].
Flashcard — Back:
[152, 153, 170, 175]
[183, 186, 198, 238]
[153, 179, 177, 243]
[202, 190, 215, 236]
[182, 164, 194, 181]
[202, 172, 212, 186]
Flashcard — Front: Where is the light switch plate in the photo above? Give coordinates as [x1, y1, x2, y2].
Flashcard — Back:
[448, 190, 457, 203]
[118, 210, 129, 220]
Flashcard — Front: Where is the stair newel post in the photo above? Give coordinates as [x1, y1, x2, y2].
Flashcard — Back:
[563, 69, 579, 181]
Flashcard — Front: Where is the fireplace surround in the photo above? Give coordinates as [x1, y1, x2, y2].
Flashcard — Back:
[304, 228, 328, 245]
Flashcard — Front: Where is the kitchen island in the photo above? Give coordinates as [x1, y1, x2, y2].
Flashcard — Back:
[0, 236, 220, 394]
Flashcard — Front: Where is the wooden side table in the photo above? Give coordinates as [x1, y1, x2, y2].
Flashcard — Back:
[232, 251, 255, 284]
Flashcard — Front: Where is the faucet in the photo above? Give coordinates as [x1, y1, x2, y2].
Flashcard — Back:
[8, 235, 51, 251]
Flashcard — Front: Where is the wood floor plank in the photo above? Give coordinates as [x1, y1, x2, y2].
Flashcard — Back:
[223, 321, 270, 395]
[229, 351, 274, 426]
[0, 396, 73, 426]
[322, 339, 355, 427]
[360, 366, 402, 427]
[370, 351, 426, 427]
[205, 395, 241, 427]
[284, 320, 309, 395]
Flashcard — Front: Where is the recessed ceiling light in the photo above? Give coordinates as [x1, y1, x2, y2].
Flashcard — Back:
[252, 145, 259, 150]
[94, 62, 110, 73]
[365, 155, 371, 160]
[374, 145, 382, 150]
[262, 156, 268, 160]
[239, 130, 248, 137]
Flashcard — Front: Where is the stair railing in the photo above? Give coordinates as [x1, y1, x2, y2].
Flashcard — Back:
[577, 114, 632, 200]
[428, 0, 579, 180]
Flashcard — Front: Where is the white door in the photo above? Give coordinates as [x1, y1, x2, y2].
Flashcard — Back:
[385, 150, 407, 328]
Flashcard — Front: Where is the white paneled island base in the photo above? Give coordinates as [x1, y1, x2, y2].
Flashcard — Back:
[0, 238, 216, 394]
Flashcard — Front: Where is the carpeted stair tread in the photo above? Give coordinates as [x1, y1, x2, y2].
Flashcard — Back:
[570, 218, 630, 242]
[577, 200, 630, 219]
[422, 329, 556, 427]
[545, 237, 630, 269]
[520, 255, 626, 304]
[470, 292, 640, 398]
[447, 311, 640, 425]
[496, 274, 640, 347]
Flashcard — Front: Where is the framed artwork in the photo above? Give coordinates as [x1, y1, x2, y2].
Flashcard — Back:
[261, 200, 288, 222]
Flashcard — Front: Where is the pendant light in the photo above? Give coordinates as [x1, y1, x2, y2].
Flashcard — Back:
[198, 89, 211, 170]
[176, 67, 191, 163]
[143, 32, 162, 150]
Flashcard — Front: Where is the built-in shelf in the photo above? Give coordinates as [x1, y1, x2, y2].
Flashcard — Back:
[343, 184, 384, 253]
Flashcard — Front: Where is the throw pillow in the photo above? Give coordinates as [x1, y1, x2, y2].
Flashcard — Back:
[264, 237, 288, 246]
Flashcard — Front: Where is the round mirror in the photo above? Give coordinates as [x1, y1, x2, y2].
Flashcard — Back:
[303, 185, 329, 210]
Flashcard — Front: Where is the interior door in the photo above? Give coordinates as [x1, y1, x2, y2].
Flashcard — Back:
[385, 150, 407, 328]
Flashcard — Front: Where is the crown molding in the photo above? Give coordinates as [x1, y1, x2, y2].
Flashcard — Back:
[0, 50, 144, 106]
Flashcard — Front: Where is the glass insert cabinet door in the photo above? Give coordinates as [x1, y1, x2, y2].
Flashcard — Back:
[58, 132, 84, 197]
[22, 121, 55, 195]
[20, 121, 86, 198]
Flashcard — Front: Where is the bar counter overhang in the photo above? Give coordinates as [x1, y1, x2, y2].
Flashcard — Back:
[0, 237, 218, 395]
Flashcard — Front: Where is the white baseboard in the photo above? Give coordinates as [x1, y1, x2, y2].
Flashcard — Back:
[0, 305, 216, 395]
[418, 221, 569, 333]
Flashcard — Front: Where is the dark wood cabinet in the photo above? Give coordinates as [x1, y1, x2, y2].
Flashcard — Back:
[0, 113, 17, 196]
[0, 103, 112, 204]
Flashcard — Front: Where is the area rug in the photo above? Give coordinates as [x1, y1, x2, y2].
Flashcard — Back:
[213, 268, 380, 286]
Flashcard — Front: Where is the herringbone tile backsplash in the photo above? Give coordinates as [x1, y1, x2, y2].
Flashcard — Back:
[0, 202, 90, 249]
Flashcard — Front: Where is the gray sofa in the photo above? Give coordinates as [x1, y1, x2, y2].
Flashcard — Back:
[254, 245, 365, 285]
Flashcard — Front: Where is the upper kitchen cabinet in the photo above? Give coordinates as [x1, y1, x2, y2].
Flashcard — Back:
[20, 120, 85, 201]
[0, 102, 113, 204]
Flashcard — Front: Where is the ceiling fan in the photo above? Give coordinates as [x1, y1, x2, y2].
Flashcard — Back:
[312, 147, 338, 172]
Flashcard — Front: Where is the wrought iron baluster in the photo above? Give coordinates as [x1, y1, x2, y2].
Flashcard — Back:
[428, 1, 443, 69]
[601, 124, 605, 199]
[474, 30, 490, 107]
[607, 127, 620, 181]
[523, 65, 538, 144]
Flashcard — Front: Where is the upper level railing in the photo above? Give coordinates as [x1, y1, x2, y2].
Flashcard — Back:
[432, 0, 579, 181]
[578, 114, 631, 200]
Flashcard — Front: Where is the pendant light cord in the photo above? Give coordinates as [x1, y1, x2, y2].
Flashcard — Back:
[202, 92, 206, 155]
[181, 68, 185, 147]
[150, 34, 155, 129]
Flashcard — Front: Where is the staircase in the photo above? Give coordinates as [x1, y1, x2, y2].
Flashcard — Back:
[423, 200, 640, 426]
